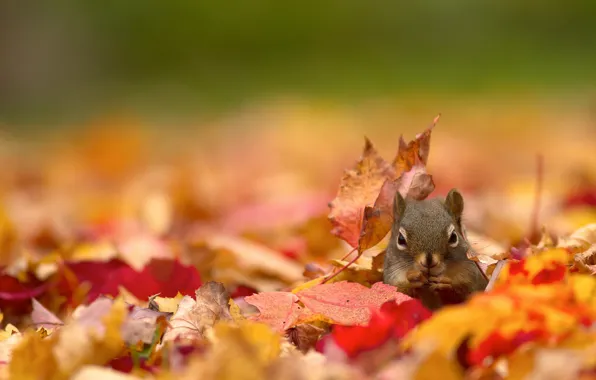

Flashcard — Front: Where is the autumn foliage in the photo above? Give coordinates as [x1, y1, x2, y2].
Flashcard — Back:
[1, 116, 596, 380]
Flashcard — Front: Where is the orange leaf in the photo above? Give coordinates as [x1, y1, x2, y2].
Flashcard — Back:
[328, 139, 395, 248]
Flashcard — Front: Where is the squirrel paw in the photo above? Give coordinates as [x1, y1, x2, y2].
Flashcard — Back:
[406, 269, 427, 289]
[428, 275, 452, 291]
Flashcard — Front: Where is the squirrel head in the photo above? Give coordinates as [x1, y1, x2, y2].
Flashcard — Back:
[391, 189, 469, 270]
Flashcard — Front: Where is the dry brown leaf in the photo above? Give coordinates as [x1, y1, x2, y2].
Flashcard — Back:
[359, 179, 399, 253]
[466, 229, 510, 265]
[287, 324, 326, 353]
[573, 246, 596, 275]
[557, 223, 596, 253]
[162, 281, 232, 344]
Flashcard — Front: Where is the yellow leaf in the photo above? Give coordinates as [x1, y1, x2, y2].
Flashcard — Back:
[173, 321, 282, 380]
[9, 298, 127, 380]
[71, 365, 143, 380]
[291, 276, 325, 294]
[569, 274, 596, 308]
[151, 293, 184, 313]
[229, 299, 246, 322]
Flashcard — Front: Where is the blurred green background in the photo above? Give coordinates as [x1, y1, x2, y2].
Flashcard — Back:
[1, 0, 596, 126]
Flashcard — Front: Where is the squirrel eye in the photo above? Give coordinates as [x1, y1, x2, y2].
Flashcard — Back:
[448, 230, 458, 247]
[396, 228, 407, 250]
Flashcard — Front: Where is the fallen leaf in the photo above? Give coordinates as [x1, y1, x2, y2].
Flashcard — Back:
[149, 292, 184, 313]
[0, 324, 21, 364]
[9, 297, 128, 379]
[392, 120, 435, 175]
[287, 324, 326, 353]
[328, 138, 395, 248]
[196, 233, 304, 285]
[71, 365, 144, 380]
[393, 156, 435, 201]
[115, 233, 173, 272]
[244, 292, 302, 333]
[573, 246, 596, 275]
[296, 281, 403, 326]
[31, 299, 63, 330]
[61, 258, 202, 304]
[402, 249, 596, 369]
[162, 281, 232, 344]
[358, 179, 399, 253]
[331, 299, 430, 359]
[170, 320, 282, 380]
[557, 223, 596, 252]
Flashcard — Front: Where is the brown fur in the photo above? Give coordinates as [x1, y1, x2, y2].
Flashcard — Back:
[383, 189, 488, 311]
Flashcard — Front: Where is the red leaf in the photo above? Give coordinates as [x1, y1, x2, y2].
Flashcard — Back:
[296, 281, 404, 326]
[61, 258, 202, 303]
[0, 273, 50, 317]
[563, 187, 596, 209]
[467, 329, 544, 366]
[244, 281, 412, 332]
[244, 292, 303, 333]
[331, 299, 432, 358]
[230, 285, 258, 299]
[531, 263, 567, 285]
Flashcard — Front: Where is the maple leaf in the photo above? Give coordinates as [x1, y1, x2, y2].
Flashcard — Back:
[244, 292, 303, 333]
[402, 249, 596, 371]
[358, 179, 399, 254]
[331, 299, 431, 359]
[296, 281, 405, 326]
[329, 118, 438, 257]
[60, 258, 202, 305]
[245, 281, 408, 333]
[328, 138, 395, 248]
[496, 248, 571, 287]
[392, 118, 436, 175]
[162, 281, 232, 344]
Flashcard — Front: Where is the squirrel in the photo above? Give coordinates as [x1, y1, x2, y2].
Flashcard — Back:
[383, 189, 488, 311]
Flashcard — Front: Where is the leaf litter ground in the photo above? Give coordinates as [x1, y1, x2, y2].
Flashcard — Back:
[1, 112, 596, 379]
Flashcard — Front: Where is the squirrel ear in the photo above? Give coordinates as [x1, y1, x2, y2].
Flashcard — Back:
[445, 188, 464, 219]
[393, 191, 406, 221]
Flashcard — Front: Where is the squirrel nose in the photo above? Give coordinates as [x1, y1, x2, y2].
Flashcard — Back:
[417, 253, 439, 269]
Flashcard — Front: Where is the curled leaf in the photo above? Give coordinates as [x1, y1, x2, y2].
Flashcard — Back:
[557, 223, 596, 253]
[162, 281, 232, 344]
